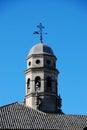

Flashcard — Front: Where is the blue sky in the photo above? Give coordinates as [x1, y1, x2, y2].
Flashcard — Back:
[0, 0, 87, 115]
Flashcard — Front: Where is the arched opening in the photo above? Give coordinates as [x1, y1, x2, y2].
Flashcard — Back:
[27, 78, 30, 93]
[35, 76, 41, 91]
[47, 77, 52, 92]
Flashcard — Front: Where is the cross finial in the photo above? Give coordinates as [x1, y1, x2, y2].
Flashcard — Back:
[33, 23, 47, 43]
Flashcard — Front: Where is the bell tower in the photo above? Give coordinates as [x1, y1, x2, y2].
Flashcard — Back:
[25, 23, 62, 113]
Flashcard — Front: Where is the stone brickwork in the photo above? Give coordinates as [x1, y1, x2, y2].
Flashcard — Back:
[25, 43, 60, 113]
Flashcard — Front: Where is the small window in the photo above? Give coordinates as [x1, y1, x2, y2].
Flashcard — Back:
[36, 59, 40, 64]
[47, 60, 51, 65]
[29, 61, 31, 66]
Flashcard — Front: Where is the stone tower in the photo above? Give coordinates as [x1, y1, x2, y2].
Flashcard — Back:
[25, 23, 62, 113]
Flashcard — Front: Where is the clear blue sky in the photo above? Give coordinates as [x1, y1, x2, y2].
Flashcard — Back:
[0, 0, 87, 115]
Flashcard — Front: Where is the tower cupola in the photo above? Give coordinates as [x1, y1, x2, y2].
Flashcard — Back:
[28, 43, 54, 56]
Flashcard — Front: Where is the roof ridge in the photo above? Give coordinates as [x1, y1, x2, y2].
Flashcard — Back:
[1, 102, 47, 115]
[1, 102, 87, 117]
[0, 101, 18, 108]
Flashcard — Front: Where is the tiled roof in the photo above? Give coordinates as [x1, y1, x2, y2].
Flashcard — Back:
[0, 102, 87, 129]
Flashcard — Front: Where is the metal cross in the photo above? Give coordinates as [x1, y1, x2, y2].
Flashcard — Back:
[33, 23, 47, 43]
